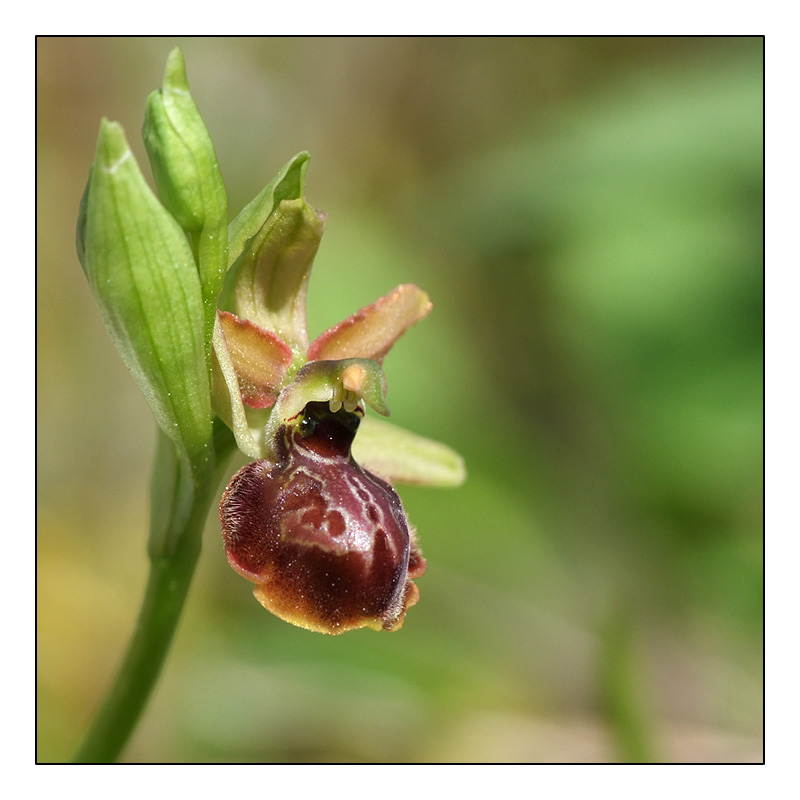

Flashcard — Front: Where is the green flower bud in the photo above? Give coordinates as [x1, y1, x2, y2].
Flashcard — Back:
[142, 47, 228, 345]
[77, 118, 212, 459]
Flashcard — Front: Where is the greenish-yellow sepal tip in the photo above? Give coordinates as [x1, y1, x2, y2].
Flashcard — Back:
[97, 118, 132, 173]
[163, 47, 189, 93]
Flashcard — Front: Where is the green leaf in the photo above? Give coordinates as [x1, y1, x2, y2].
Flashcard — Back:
[353, 416, 466, 487]
[142, 47, 228, 350]
[77, 118, 212, 460]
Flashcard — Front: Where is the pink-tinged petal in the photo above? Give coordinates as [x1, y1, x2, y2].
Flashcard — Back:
[308, 284, 432, 363]
[218, 311, 292, 408]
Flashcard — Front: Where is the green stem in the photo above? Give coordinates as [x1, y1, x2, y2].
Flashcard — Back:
[73, 422, 235, 763]
[598, 609, 658, 763]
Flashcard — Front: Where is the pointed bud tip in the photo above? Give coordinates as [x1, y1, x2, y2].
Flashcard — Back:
[163, 47, 189, 93]
[96, 119, 132, 174]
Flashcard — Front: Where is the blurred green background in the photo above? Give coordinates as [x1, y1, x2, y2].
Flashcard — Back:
[37, 36, 763, 763]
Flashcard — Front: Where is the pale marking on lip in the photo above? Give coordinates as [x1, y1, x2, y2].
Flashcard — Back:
[278, 463, 403, 559]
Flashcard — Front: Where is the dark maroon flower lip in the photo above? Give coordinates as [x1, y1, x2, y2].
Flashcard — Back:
[220, 403, 426, 634]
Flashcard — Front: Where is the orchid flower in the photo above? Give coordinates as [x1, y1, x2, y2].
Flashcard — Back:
[212, 191, 464, 633]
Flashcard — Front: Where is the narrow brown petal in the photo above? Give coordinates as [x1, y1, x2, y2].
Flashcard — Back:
[308, 284, 432, 363]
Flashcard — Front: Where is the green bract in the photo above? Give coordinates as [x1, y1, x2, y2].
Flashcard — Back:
[77, 119, 212, 461]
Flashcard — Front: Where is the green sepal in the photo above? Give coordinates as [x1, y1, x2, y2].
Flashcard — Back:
[142, 47, 228, 349]
[226, 197, 325, 359]
[225, 151, 310, 271]
[353, 416, 466, 487]
[77, 118, 212, 460]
